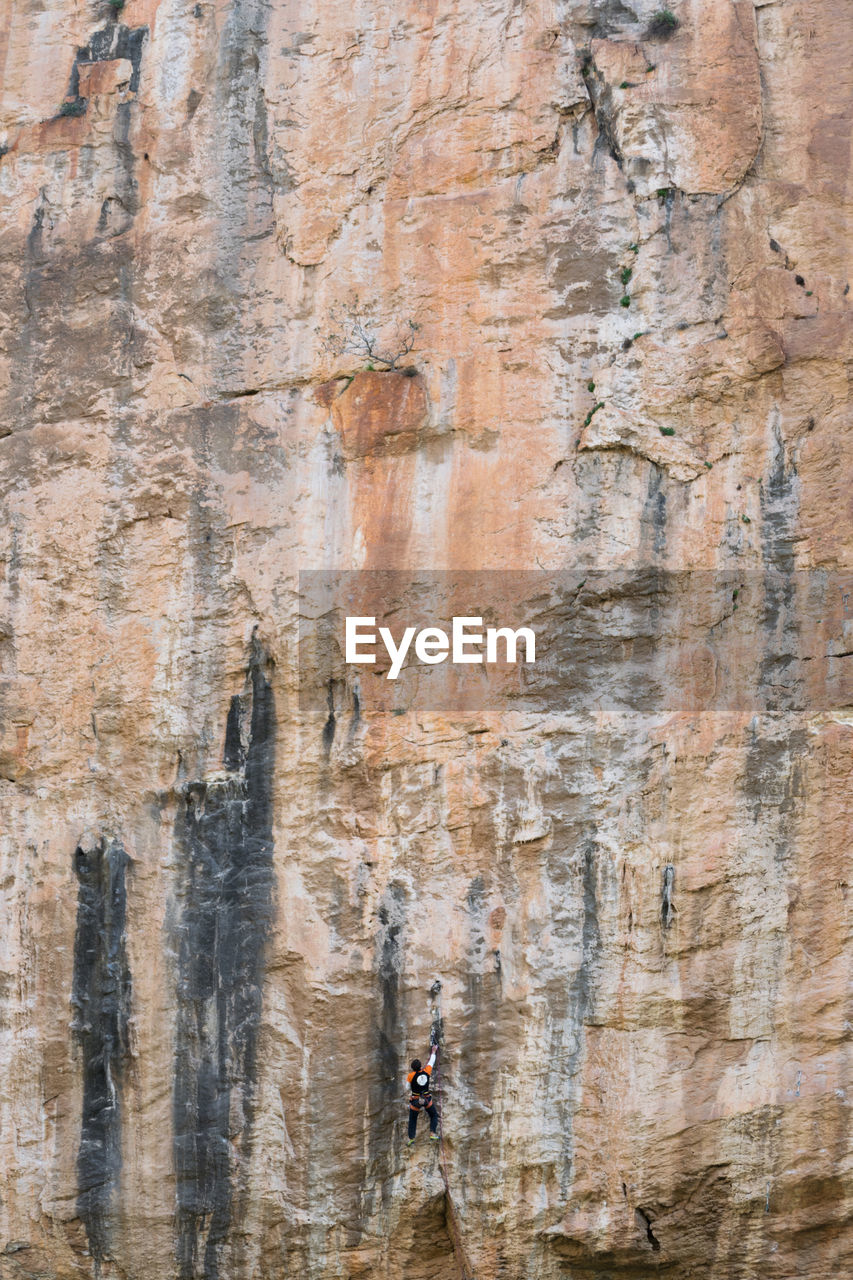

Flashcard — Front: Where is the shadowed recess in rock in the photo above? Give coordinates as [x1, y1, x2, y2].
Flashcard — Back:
[71, 839, 132, 1266]
[173, 644, 276, 1280]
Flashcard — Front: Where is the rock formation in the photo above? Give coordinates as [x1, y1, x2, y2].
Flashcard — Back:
[0, 1, 850, 1277]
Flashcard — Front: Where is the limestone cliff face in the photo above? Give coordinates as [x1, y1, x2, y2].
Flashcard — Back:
[0, 1, 851, 1278]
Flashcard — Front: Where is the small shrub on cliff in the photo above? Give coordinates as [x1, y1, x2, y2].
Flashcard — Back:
[646, 10, 679, 39]
[321, 299, 420, 372]
[59, 98, 87, 117]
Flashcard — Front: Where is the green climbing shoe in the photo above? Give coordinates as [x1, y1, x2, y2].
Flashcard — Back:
[430, 1132, 440, 1141]
[406, 1138, 415, 1149]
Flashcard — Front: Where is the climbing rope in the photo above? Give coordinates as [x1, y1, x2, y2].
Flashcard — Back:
[432, 1041, 475, 1280]
[433, 1042, 451, 1182]
[428, 995, 449, 1176]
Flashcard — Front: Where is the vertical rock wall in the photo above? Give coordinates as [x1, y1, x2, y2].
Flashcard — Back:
[0, 1, 850, 1278]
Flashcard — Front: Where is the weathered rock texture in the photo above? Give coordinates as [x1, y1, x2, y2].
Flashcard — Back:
[0, 1, 851, 1278]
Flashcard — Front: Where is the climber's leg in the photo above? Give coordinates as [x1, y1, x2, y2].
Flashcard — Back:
[408, 1107, 418, 1141]
[426, 1102, 439, 1135]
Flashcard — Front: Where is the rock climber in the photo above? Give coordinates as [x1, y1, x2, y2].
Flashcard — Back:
[406, 1042, 440, 1146]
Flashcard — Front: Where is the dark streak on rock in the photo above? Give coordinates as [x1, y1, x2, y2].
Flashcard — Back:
[741, 422, 805, 868]
[350, 882, 409, 1231]
[743, 725, 807, 824]
[72, 839, 132, 1267]
[760, 420, 798, 576]
[456, 874, 502, 1185]
[545, 833, 607, 1200]
[69, 22, 149, 97]
[173, 640, 276, 1280]
[642, 463, 667, 559]
[754, 423, 803, 712]
[578, 842, 603, 1022]
[322, 679, 336, 757]
[365, 882, 407, 1206]
[223, 694, 243, 772]
[375, 885, 405, 1085]
[661, 862, 675, 928]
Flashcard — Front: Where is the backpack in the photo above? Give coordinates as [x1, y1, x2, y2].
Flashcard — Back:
[411, 1070, 431, 1095]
